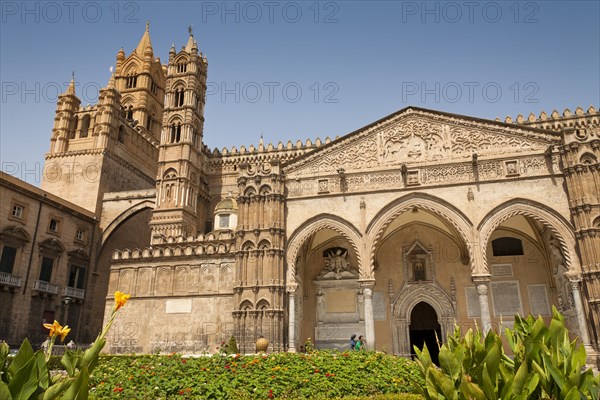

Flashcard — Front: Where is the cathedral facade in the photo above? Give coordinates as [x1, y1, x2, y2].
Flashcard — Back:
[1, 26, 598, 366]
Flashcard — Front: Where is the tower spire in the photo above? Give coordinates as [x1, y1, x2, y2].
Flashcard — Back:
[135, 21, 153, 57]
[65, 71, 76, 96]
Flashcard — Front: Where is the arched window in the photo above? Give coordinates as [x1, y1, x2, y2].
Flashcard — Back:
[125, 106, 134, 121]
[69, 116, 78, 139]
[118, 125, 126, 143]
[146, 113, 153, 131]
[177, 63, 187, 73]
[170, 123, 182, 143]
[126, 74, 137, 89]
[174, 89, 184, 107]
[492, 237, 524, 256]
[80, 115, 90, 138]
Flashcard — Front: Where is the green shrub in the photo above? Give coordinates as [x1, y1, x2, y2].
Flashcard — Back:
[413, 307, 599, 400]
[88, 350, 422, 399]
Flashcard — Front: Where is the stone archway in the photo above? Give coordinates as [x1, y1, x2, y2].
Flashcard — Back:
[391, 282, 455, 357]
[367, 193, 474, 279]
[409, 302, 442, 365]
[478, 199, 580, 275]
[284, 215, 363, 352]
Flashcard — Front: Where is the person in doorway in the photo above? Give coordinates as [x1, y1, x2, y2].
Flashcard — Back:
[355, 335, 365, 351]
[350, 334, 357, 350]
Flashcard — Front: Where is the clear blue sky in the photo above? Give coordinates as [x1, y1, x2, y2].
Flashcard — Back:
[1, 1, 599, 185]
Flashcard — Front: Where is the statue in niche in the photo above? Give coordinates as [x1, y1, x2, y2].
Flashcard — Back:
[413, 260, 426, 281]
[318, 248, 358, 280]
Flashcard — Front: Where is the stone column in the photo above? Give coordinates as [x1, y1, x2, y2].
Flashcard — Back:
[473, 276, 492, 333]
[361, 280, 376, 350]
[568, 277, 594, 355]
[287, 284, 298, 352]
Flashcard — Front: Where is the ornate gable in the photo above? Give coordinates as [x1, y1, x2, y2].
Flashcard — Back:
[284, 107, 560, 177]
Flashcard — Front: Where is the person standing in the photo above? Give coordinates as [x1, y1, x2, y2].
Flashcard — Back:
[355, 335, 365, 351]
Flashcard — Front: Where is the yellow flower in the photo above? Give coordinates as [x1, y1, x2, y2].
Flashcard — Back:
[43, 320, 71, 341]
[43, 320, 60, 336]
[114, 291, 131, 310]
[56, 324, 71, 342]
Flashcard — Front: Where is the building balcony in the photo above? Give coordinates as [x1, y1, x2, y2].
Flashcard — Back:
[33, 280, 59, 295]
[0, 272, 23, 289]
[63, 286, 85, 300]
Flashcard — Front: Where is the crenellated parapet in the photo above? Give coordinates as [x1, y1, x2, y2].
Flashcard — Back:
[496, 105, 598, 132]
[112, 230, 235, 261]
[205, 136, 338, 174]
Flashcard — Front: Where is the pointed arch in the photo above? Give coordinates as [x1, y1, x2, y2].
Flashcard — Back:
[367, 193, 473, 277]
[478, 198, 580, 274]
[286, 214, 362, 283]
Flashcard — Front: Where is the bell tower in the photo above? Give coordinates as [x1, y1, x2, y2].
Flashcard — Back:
[149, 28, 209, 240]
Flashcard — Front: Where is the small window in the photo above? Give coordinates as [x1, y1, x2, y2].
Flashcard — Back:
[177, 63, 187, 73]
[12, 204, 24, 219]
[219, 214, 230, 228]
[39, 257, 54, 282]
[67, 265, 86, 289]
[492, 237, 524, 257]
[49, 219, 59, 232]
[41, 310, 55, 333]
[151, 81, 158, 95]
[0, 246, 17, 274]
[126, 75, 137, 89]
[76, 229, 85, 242]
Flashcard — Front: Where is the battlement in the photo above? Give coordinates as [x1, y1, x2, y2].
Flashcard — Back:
[496, 105, 599, 131]
[112, 230, 235, 261]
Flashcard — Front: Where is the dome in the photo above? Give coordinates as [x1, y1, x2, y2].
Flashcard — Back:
[215, 197, 237, 211]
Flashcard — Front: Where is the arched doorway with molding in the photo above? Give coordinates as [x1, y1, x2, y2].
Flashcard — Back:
[409, 302, 441, 365]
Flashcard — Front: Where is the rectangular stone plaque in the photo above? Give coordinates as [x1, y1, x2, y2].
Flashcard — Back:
[492, 264, 513, 277]
[528, 284, 550, 316]
[373, 291, 386, 320]
[166, 299, 192, 314]
[491, 281, 522, 317]
[465, 287, 481, 318]
[326, 290, 356, 313]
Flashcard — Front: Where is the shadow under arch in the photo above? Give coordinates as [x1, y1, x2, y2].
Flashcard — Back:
[100, 200, 155, 254]
[285, 214, 362, 283]
[367, 192, 474, 277]
[477, 198, 580, 275]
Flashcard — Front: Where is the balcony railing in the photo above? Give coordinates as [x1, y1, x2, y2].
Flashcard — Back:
[0, 272, 22, 287]
[33, 280, 59, 294]
[63, 286, 85, 299]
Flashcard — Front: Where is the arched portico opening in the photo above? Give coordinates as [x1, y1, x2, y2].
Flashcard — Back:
[285, 215, 363, 351]
[477, 199, 592, 353]
[367, 194, 469, 354]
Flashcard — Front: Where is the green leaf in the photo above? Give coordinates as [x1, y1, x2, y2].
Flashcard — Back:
[0, 381, 12, 400]
[61, 366, 89, 400]
[438, 347, 461, 383]
[42, 377, 75, 400]
[511, 361, 528, 395]
[542, 352, 566, 391]
[458, 377, 486, 400]
[428, 367, 458, 400]
[482, 364, 497, 400]
[7, 339, 35, 379]
[35, 351, 49, 390]
[80, 338, 105, 374]
[562, 386, 580, 400]
[61, 350, 80, 377]
[7, 355, 38, 400]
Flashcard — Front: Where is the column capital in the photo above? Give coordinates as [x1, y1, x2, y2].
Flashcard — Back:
[471, 274, 491, 284]
[286, 283, 299, 293]
[358, 279, 376, 289]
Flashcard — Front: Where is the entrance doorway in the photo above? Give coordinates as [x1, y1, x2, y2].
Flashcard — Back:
[409, 302, 441, 365]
